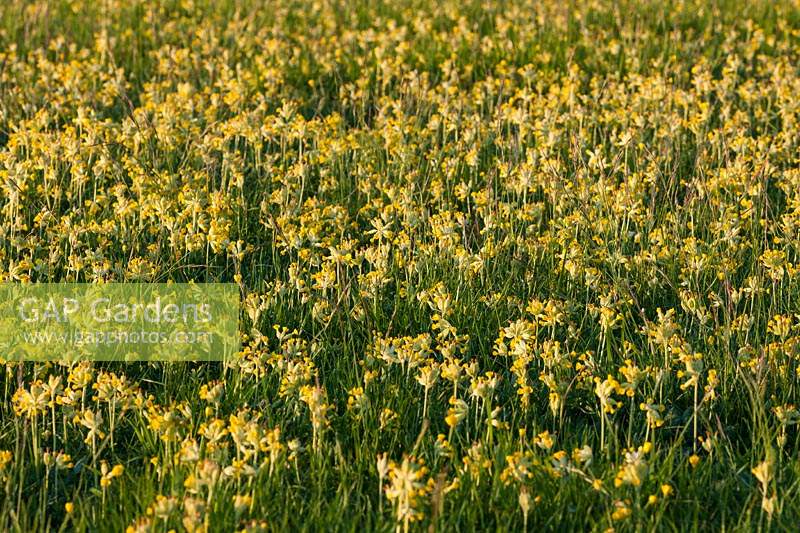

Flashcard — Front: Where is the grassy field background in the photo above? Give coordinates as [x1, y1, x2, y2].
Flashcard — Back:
[2, 0, 800, 530]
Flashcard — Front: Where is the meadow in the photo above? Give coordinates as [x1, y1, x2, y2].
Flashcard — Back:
[2, 0, 800, 530]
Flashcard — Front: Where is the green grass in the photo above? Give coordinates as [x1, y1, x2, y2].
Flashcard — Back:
[2, 0, 800, 531]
